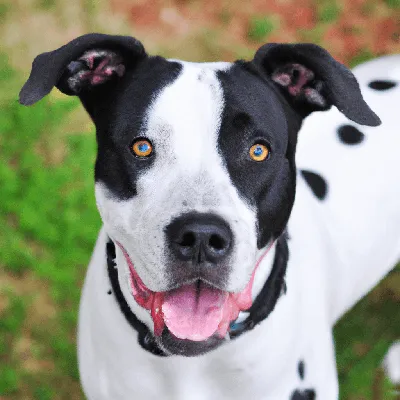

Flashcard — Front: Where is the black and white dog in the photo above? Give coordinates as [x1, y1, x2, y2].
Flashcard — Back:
[20, 33, 400, 399]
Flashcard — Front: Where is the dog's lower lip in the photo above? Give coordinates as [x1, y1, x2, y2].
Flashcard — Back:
[158, 328, 225, 356]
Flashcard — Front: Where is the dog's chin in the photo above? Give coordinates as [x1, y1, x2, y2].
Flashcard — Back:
[158, 328, 225, 357]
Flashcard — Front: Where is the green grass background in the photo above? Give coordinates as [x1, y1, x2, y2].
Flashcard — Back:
[0, 1, 399, 399]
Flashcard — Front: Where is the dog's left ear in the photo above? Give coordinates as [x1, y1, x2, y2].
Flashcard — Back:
[253, 43, 381, 126]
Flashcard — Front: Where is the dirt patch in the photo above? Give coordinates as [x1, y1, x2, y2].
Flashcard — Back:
[34, 135, 69, 167]
[0, 270, 57, 370]
[0, 270, 83, 399]
[13, 336, 55, 373]
[369, 269, 400, 303]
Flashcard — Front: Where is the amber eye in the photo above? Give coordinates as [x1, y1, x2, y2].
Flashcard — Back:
[249, 143, 270, 162]
[132, 138, 153, 158]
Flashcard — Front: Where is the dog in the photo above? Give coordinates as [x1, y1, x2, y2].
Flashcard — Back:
[19, 33, 400, 399]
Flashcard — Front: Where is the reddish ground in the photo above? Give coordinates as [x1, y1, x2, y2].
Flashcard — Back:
[109, 0, 399, 65]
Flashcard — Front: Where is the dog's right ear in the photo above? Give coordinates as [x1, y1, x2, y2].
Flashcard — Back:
[19, 33, 147, 106]
[252, 43, 380, 127]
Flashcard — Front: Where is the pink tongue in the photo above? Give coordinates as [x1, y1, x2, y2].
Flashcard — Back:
[162, 283, 228, 342]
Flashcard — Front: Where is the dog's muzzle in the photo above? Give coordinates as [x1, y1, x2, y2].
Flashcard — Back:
[107, 234, 288, 356]
[118, 242, 255, 342]
[117, 222, 276, 345]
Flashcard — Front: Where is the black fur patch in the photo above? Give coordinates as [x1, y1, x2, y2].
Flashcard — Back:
[107, 289, 112, 295]
[368, 80, 397, 91]
[217, 64, 302, 248]
[300, 170, 327, 200]
[93, 58, 182, 199]
[298, 360, 305, 380]
[337, 124, 365, 145]
[291, 389, 316, 400]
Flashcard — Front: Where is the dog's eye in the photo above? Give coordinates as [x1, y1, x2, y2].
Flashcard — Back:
[249, 143, 270, 162]
[131, 138, 153, 158]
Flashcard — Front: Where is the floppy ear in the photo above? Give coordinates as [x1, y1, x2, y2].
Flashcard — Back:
[253, 43, 381, 127]
[19, 33, 147, 106]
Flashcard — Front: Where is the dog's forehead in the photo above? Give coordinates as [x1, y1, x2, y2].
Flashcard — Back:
[140, 59, 287, 153]
[141, 61, 231, 166]
[145, 60, 231, 128]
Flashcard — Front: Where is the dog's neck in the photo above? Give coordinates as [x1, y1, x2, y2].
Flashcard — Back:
[106, 233, 288, 356]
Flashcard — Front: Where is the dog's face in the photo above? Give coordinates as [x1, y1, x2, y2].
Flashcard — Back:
[20, 34, 379, 356]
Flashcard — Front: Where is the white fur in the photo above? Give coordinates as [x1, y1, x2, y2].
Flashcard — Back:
[79, 55, 400, 399]
[383, 341, 400, 384]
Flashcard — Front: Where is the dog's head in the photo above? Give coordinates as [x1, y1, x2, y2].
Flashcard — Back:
[20, 33, 379, 356]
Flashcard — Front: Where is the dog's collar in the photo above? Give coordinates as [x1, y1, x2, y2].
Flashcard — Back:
[106, 234, 288, 357]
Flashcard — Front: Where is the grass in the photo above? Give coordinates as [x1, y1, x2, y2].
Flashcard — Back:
[0, 55, 99, 399]
[334, 267, 400, 398]
[348, 49, 376, 68]
[247, 15, 280, 42]
[0, 1, 10, 20]
[384, 0, 400, 8]
[318, 2, 342, 23]
[37, 0, 57, 10]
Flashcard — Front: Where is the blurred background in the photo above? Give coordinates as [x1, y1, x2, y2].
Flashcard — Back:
[0, 0, 399, 399]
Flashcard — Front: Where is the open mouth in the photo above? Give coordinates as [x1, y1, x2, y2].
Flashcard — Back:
[117, 243, 269, 342]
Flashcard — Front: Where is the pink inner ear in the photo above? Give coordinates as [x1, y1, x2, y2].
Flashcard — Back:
[272, 63, 326, 107]
[68, 49, 126, 89]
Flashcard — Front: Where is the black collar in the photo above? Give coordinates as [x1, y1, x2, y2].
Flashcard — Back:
[106, 234, 288, 357]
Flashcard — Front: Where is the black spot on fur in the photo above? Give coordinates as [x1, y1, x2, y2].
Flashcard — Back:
[368, 80, 397, 91]
[300, 170, 328, 200]
[298, 360, 305, 380]
[337, 124, 365, 145]
[291, 389, 316, 400]
[281, 280, 287, 295]
[107, 289, 112, 295]
[304, 389, 316, 400]
[291, 391, 302, 400]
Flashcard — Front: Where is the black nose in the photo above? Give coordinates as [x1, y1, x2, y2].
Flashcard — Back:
[166, 213, 233, 263]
